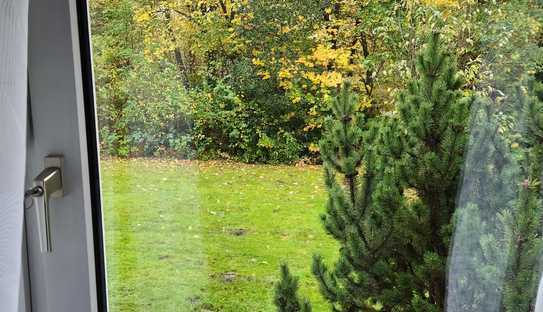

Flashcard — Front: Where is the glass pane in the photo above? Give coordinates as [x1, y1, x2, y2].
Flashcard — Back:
[89, 1, 543, 311]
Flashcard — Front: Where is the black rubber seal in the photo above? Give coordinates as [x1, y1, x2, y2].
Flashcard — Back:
[74, 1, 108, 311]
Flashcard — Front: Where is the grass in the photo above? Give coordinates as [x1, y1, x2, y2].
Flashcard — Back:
[101, 158, 337, 311]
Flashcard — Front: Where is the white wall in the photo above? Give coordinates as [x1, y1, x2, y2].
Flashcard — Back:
[0, 1, 29, 312]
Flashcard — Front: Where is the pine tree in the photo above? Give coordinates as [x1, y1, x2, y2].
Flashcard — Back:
[275, 33, 471, 311]
[447, 79, 543, 312]
[499, 79, 543, 311]
[311, 81, 402, 311]
[274, 264, 312, 312]
[382, 32, 469, 309]
[376, 33, 473, 311]
[446, 98, 518, 312]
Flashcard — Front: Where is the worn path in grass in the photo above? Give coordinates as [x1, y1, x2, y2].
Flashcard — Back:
[101, 159, 337, 311]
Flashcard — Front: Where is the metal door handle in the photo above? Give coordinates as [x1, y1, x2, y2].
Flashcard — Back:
[30, 156, 64, 253]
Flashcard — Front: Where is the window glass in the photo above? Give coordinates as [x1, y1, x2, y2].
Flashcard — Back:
[89, 1, 543, 311]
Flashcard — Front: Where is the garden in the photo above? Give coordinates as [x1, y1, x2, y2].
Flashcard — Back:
[101, 159, 336, 311]
[90, 0, 543, 311]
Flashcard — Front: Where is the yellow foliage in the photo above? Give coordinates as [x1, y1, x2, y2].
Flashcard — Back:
[259, 71, 271, 80]
[252, 58, 265, 66]
[307, 45, 351, 69]
[308, 143, 320, 153]
[305, 71, 343, 88]
[303, 124, 317, 132]
[403, 188, 420, 203]
[280, 44, 356, 92]
[278, 68, 295, 90]
[134, 9, 151, 23]
[420, 0, 459, 7]
[290, 94, 302, 104]
[321, 72, 343, 88]
[278, 69, 292, 79]
[296, 57, 314, 68]
[335, 51, 351, 69]
[358, 97, 373, 110]
[280, 80, 293, 90]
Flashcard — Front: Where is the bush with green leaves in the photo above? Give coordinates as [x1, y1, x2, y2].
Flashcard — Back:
[188, 80, 304, 163]
[97, 61, 193, 158]
[92, 0, 193, 158]
[123, 63, 192, 158]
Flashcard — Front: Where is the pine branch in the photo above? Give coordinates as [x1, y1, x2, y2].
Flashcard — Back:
[274, 264, 312, 312]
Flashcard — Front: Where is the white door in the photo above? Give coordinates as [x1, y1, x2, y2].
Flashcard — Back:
[24, 0, 105, 311]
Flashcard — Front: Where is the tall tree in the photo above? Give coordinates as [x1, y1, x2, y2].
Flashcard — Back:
[391, 32, 469, 308]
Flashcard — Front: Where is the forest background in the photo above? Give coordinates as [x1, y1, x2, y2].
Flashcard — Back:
[90, 0, 543, 164]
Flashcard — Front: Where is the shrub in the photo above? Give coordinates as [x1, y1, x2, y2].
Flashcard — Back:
[188, 80, 305, 163]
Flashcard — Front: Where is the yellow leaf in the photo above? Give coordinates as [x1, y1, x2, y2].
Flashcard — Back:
[135, 10, 151, 23]
[278, 69, 292, 79]
[290, 94, 302, 104]
[359, 97, 372, 110]
[252, 58, 265, 66]
[320, 71, 343, 88]
[259, 71, 271, 80]
[308, 143, 320, 153]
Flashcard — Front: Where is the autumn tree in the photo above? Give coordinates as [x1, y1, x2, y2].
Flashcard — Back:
[131, 0, 442, 161]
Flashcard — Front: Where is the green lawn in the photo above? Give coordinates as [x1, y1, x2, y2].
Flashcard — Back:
[101, 158, 337, 311]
